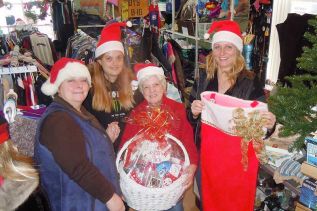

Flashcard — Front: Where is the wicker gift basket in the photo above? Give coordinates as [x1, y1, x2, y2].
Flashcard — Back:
[116, 133, 190, 211]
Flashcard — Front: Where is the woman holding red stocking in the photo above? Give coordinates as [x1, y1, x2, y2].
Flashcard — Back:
[187, 20, 276, 211]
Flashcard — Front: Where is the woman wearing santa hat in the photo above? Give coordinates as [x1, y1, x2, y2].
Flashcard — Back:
[34, 58, 124, 211]
[83, 21, 143, 152]
[119, 63, 198, 211]
[187, 20, 276, 210]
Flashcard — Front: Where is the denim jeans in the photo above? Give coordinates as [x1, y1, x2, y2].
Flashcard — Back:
[196, 163, 202, 197]
[195, 163, 203, 210]
[165, 200, 184, 211]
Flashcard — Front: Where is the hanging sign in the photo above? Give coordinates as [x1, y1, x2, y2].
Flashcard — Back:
[128, 0, 149, 18]
[121, 1, 129, 20]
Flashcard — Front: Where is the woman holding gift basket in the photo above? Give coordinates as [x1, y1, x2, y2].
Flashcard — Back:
[118, 63, 198, 211]
[187, 20, 276, 210]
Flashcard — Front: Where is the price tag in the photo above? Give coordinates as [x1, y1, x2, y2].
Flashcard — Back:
[182, 27, 189, 36]
[128, 0, 149, 18]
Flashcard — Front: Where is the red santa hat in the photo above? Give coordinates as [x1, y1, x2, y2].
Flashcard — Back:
[95, 21, 132, 58]
[134, 63, 165, 81]
[41, 58, 91, 96]
[204, 20, 243, 52]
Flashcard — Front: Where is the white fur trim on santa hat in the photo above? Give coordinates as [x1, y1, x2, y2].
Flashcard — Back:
[95, 41, 124, 58]
[41, 62, 91, 96]
[212, 31, 243, 52]
[137, 66, 165, 81]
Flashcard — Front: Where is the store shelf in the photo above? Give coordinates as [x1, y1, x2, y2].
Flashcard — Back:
[165, 29, 213, 44]
[165, 29, 197, 40]
[260, 164, 301, 196]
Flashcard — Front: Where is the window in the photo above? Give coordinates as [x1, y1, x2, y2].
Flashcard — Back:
[0, 0, 54, 39]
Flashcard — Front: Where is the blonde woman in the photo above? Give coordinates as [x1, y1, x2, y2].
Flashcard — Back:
[0, 116, 39, 210]
[187, 20, 276, 210]
[84, 22, 142, 151]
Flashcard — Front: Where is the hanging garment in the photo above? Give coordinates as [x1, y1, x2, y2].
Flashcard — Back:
[22, 77, 31, 106]
[149, 3, 161, 33]
[0, 36, 9, 57]
[166, 42, 177, 84]
[27, 75, 38, 106]
[200, 91, 268, 211]
[9, 115, 39, 157]
[276, 13, 314, 84]
[30, 33, 54, 65]
[52, 0, 74, 52]
[139, 28, 172, 73]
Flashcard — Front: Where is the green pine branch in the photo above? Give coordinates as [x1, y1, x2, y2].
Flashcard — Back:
[268, 16, 317, 151]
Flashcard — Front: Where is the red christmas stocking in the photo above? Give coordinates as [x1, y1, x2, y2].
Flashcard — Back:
[200, 91, 268, 211]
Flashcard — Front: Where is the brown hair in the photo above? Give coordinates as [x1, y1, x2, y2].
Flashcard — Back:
[202, 51, 246, 88]
[88, 61, 135, 112]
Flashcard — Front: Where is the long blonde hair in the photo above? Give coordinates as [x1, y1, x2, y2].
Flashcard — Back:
[202, 51, 246, 88]
[0, 140, 38, 181]
[88, 61, 135, 112]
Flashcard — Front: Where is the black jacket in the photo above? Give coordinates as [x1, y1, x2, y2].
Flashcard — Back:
[186, 69, 270, 150]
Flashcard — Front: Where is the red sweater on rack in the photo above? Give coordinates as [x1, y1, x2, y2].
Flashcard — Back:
[120, 96, 198, 165]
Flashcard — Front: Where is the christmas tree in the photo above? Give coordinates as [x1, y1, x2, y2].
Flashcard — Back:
[268, 16, 317, 151]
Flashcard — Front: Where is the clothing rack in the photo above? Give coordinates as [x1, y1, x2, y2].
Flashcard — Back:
[0, 65, 37, 75]
[77, 25, 105, 28]
[33, 61, 50, 79]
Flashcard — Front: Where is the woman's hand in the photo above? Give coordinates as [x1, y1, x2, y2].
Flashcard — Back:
[182, 164, 197, 190]
[191, 100, 205, 119]
[260, 111, 276, 130]
[106, 122, 120, 143]
[106, 193, 125, 211]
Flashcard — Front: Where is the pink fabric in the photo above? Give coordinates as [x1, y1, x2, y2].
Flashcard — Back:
[107, 0, 118, 6]
[27, 75, 38, 106]
[200, 92, 268, 134]
[202, 92, 259, 108]
[0, 176, 3, 186]
[23, 77, 31, 106]
[167, 43, 177, 85]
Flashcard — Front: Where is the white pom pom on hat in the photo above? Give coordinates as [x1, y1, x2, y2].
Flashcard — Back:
[95, 21, 132, 58]
[126, 21, 132, 27]
[204, 33, 211, 40]
[41, 58, 91, 96]
[204, 20, 243, 52]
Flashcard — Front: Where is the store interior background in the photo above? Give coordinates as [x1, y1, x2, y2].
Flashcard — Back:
[1, 0, 317, 210]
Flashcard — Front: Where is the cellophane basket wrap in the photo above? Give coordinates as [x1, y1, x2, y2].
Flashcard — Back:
[116, 133, 189, 211]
